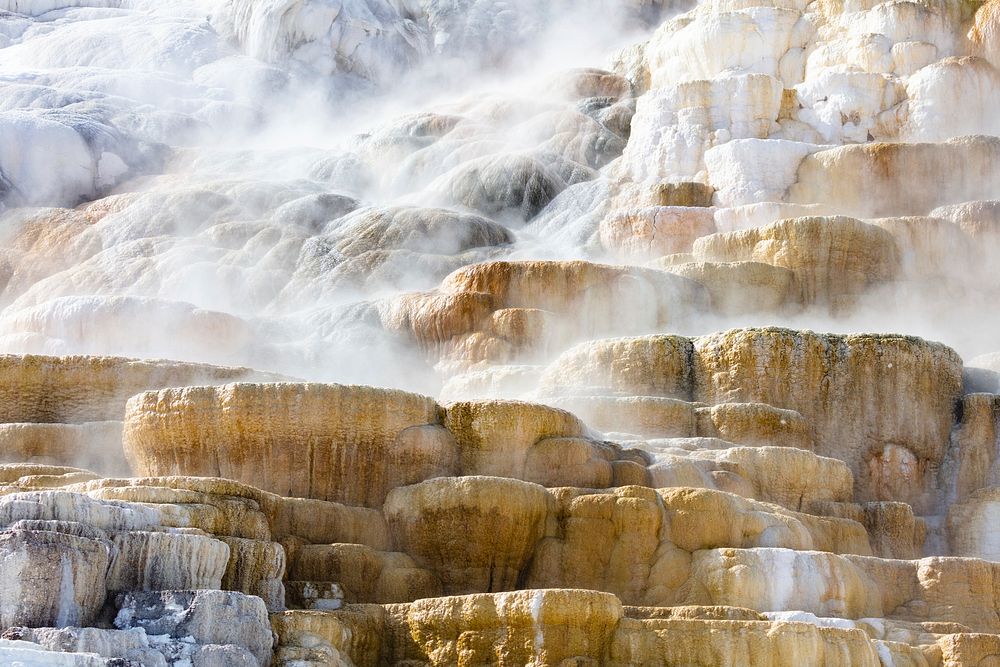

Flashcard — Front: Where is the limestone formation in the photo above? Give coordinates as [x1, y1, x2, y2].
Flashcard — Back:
[431, 153, 566, 222]
[123, 383, 450, 507]
[600, 206, 717, 260]
[123, 384, 648, 506]
[115, 589, 274, 665]
[3, 0, 1000, 663]
[541, 329, 962, 512]
[268, 589, 948, 666]
[654, 261, 798, 315]
[442, 400, 587, 479]
[289, 542, 440, 604]
[0, 527, 109, 629]
[381, 260, 709, 371]
[692, 217, 901, 307]
[789, 138, 1000, 217]
[540, 335, 695, 400]
[693, 329, 963, 511]
[0, 355, 280, 422]
[0, 422, 127, 476]
[384, 477, 550, 595]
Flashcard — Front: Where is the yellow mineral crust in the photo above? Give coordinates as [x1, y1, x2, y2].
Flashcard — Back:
[599, 206, 717, 260]
[71, 474, 392, 548]
[271, 589, 920, 666]
[540, 335, 695, 399]
[0, 422, 127, 476]
[439, 261, 702, 324]
[969, 0, 1000, 68]
[443, 400, 586, 477]
[386, 260, 709, 369]
[539, 328, 961, 511]
[123, 383, 450, 507]
[788, 137, 1000, 217]
[693, 328, 962, 510]
[692, 217, 901, 307]
[654, 260, 798, 315]
[124, 386, 640, 504]
[0, 354, 283, 423]
[695, 403, 813, 450]
[403, 589, 623, 666]
[384, 477, 552, 594]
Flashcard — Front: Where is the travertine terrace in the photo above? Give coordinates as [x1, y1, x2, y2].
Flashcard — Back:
[2, 0, 1000, 665]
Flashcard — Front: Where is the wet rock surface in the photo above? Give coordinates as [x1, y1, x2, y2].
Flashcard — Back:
[2, 0, 1000, 664]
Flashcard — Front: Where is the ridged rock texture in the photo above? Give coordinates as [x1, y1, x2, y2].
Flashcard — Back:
[3, 0, 1000, 664]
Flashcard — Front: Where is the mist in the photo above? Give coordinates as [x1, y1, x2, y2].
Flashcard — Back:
[5, 0, 1000, 661]
[1, 0, 1000, 402]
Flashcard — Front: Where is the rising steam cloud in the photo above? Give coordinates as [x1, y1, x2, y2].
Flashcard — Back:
[1, 0, 999, 399]
[5, 0, 1000, 662]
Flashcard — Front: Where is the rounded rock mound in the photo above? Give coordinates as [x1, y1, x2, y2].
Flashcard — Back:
[123, 383, 454, 507]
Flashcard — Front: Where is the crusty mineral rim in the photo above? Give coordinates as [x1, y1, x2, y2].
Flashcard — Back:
[122, 382, 445, 506]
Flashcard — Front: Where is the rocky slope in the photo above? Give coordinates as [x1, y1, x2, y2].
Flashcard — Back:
[2, 0, 1000, 665]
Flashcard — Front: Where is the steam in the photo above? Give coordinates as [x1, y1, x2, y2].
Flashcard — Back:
[0, 0, 999, 426]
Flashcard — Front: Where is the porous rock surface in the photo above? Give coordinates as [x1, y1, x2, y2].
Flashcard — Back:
[3, 0, 1000, 664]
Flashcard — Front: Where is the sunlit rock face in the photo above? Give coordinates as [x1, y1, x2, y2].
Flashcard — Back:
[123, 382, 451, 506]
[4, 0, 1000, 662]
[691, 217, 902, 307]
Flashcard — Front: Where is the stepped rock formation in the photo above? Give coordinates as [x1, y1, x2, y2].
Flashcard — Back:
[3, 0, 1000, 664]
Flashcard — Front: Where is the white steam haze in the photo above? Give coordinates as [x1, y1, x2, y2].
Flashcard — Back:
[6, 4, 1000, 661]
[1, 0, 1000, 400]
